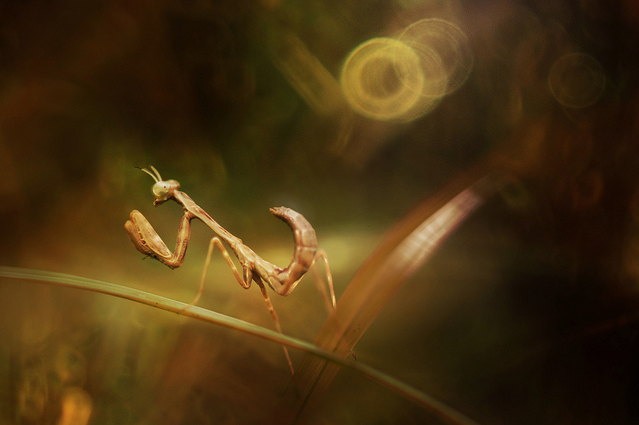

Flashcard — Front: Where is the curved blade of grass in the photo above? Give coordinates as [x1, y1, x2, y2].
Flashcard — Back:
[0, 266, 474, 420]
[271, 171, 504, 425]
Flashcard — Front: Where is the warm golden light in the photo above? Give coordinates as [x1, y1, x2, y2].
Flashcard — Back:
[1, 1, 637, 424]
[57, 387, 93, 425]
[398, 18, 473, 96]
[340, 18, 472, 122]
[340, 37, 436, 121]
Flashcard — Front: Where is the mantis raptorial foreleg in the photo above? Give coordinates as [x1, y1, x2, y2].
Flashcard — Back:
[125, 166, 337, 374]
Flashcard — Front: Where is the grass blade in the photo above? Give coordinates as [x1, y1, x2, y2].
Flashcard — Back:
[271, 171, 504, 425]
[0, 266, 475, 419]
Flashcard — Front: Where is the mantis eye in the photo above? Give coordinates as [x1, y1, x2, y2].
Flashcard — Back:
[152, 182, 169, 197]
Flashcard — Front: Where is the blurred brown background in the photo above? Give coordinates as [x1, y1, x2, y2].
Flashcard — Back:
[1, 0, 639, 424]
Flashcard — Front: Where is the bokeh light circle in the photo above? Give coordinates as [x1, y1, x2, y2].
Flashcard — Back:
[398, 18, 473, 96]
[341, 37, 427, 121]
[340, 19, 473, 122]
[548, 52, 606, 109]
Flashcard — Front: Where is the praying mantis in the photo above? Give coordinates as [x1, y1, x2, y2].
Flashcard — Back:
[124, 166, 336, 373]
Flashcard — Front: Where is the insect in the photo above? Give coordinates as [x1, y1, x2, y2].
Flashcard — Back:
[125, 166, 336, 373]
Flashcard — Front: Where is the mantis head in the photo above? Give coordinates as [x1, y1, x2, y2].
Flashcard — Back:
[139, 166, 180, 205]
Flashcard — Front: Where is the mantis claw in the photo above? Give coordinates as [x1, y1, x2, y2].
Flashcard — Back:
[125, 210, 172, 261]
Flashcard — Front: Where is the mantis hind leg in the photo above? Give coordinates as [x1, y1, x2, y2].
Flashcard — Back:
[310, 250, 337, 314]
[310, 251, 355, 358]
[255, 280, 294, 375]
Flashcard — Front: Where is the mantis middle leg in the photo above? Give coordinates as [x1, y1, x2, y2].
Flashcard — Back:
[196, 236, 294, 374]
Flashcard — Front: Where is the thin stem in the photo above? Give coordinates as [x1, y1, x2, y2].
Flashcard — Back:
[0, 266, 479, 425]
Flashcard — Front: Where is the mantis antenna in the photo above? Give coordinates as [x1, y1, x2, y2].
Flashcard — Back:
[137, 166, 163, 183]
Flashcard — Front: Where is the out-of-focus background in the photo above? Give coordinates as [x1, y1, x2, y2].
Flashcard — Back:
[1, 0, 639, 423]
